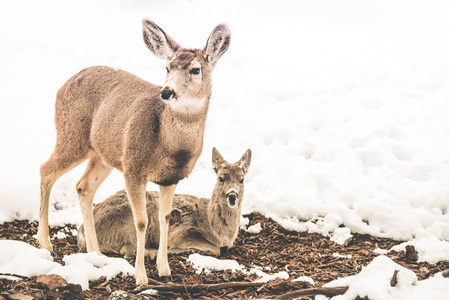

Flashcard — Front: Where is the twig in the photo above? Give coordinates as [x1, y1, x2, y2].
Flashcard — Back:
[134, 281, 265, 294]
[275, 286, 349, 299]
[147, 278, 164, 285]
[224, 289, 248, 298]
[390, 270, 399, 287]
[0, 273, 29, 279]
[442, 269, 449, 278]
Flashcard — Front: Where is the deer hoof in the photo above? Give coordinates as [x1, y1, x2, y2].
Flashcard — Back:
[135, 274, 149, 286]
[37, 236, 53, 253]
[135, 268, 149, 286]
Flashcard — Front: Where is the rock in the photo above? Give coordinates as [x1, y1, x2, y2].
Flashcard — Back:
[36, 274, 67, 290]
[51, 283, 84, 299]
[108, 291, 151, 300]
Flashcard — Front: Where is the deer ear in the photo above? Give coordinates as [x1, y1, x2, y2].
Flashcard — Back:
[238, 149, 252, 175]
[142, 19, 180, 60]
[204, 24, 231, 69]
[212, 147, 225, 173]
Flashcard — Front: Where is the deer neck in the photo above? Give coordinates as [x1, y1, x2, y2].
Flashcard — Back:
[163, 95, 210, 123]
[158, 96, 210, 150]
[206, 193, 241, 247]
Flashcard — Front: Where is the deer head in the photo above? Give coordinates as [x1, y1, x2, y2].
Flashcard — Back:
[142, 20, 231, 106]
[212, 147, 252, 208]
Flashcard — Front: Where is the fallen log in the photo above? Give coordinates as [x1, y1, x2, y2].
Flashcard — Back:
[134, 281, 265, 294]
[275, 286, 349, 299]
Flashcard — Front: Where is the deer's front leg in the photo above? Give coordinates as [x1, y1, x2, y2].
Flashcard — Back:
[125, 175, 148, 285]
[157, 184, 177, 279]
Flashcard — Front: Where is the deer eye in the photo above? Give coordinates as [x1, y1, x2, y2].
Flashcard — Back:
[219, 177, 225, 182]
[190, 68, 200, 75]
[240, 179, 244, 184]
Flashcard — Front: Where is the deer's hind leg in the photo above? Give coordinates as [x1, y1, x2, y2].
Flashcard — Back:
[76, 152, 113, 254]
[37, 147, 89, 251]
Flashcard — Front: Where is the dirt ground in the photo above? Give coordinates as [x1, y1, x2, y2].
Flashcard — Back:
[1, 212, 448, 299]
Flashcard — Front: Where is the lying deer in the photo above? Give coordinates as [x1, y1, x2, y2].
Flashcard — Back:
[36, 19, 231, 284]
[78, 148, 251, 259]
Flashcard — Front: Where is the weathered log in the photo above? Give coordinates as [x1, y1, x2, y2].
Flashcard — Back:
[275, 286, 349, 299]
[134, 281, 265, 294]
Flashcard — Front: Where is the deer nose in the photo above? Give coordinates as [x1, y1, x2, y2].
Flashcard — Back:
[226, 191, 238, 207]
[160, 89, 174, 100]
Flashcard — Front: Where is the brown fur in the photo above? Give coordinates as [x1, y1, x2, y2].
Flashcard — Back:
[77, 148, 252, 258]
[37, 19, 231, 285]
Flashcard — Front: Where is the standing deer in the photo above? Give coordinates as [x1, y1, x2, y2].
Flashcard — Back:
[36, 19, 231, 285]
[77, 148, 251, 259]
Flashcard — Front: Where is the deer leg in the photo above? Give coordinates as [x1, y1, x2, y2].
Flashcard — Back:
[37, 151, 86, 252]
[124, 175, 148, 285]
[76, 154, 112, 254]
[157, 184, 177, 279]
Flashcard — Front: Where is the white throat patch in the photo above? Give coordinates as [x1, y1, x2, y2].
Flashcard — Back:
[164, 97, 207, 114]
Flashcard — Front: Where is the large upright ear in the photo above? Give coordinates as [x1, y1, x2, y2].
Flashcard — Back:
[204, 24, 231, 69]
[142, 19, 180, 60]
[212, 147, 226, 173]
[238, 149, 252, 175]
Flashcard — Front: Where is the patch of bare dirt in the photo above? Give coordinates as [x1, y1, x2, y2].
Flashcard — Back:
[1, 213, 448, 299]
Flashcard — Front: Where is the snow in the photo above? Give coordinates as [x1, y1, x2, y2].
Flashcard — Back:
[293, 276, 315, 286]
[252, 269, 290, 283]
[332, 253, 353, 259]
[316, 255, 449, 300]
[187, 253, 290, 283]
[0, 241, 134, 290]
[389, 236, 449, 264]
[0, 240, 60, 277]
[246, 222, 262, 234]
[1, 0, 449, 296]
[187, 253, 244, 274]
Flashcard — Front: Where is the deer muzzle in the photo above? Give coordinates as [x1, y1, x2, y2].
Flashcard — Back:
[226, 191, 238, 207]
[160, 88, 175, 100]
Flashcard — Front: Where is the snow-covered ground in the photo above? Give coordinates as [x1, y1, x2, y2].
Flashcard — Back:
[1, 0, 449, 298]
[0, 240, 134, 290]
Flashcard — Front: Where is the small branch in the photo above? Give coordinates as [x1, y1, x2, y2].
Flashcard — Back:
[390, 270, 399, 287]
[147, 278, 164, 285]
[0, 273, 29, 280]
[275, 286, 349, 299]
[134, 281, 265, 294]
[442, 269, 449, 278]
